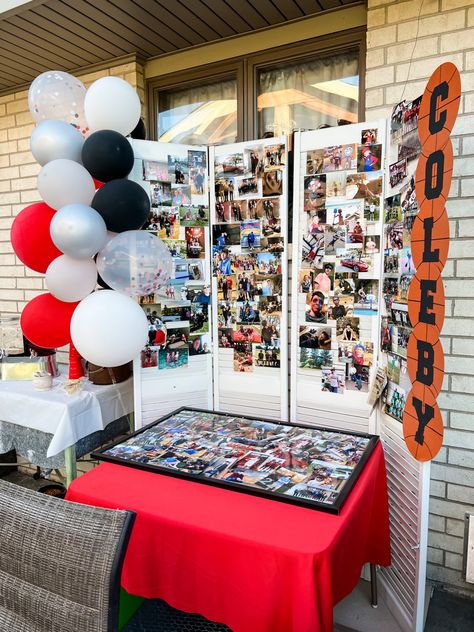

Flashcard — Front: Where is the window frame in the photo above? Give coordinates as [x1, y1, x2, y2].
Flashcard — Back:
[147, 27, 366, 144]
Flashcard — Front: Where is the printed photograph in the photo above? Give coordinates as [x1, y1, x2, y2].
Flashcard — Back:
[234, 341, 253, 372]
[168, 155, 189, 184]
[326, 171, 347, 199]
[143, 159, 168, 182]
[307, 211, 326, 234]
[179, 204, 208, 226]
[328, 294, 353, 320]
[299, 325, 332, 350]
[150, 180, 172, 207]
[304, 175, 326, 211]
[218, 327, 234, 348]
[185, 226, 205, 259]
[262, 170, 283, 197]
[236, 300, 260, 324]
[233, 324, 262, 343]
[361, 129, 377, 145]
[346, 171, 382, 201]
[302, 232, 325, 269]
[389, 158, 407, 189]
[240, 220, 262, 251]
[258, 295, 282, 317]
[145, 207, 179, 239]
[336, 316, 360, 342]
[189, 333, 211, 356]
[300, 347, 333, 370]
[306, 149, 325, 174]
[334, 273, 356, 296]
[235, 175, 260, 198]
[215, 177, 236, 204]
[213, 223, 241, 249]
[263, 144, 286, 169]
[321, 364, 345, 394]
[158, 348, 189, 370]
[325, 226, 346, 255]
[188, 150, 207, 170]
[140, 346, 158, 369]
[305, 291, 328, 324]
[215, 153, 246, 176]
[353, 279, 379, 315]
[357, 144, 382, 172]
[254, 345, 280, 368]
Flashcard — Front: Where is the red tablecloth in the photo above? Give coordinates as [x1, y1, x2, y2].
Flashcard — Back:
[66, 441, 390, 632]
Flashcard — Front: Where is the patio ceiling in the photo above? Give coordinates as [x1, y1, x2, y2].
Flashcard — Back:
[0, 0, 362, 93]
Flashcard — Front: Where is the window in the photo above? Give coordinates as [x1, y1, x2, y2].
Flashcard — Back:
[256, 50, 359, 139]
[148, 30, 364, 144]
[158, 77, 238, 145]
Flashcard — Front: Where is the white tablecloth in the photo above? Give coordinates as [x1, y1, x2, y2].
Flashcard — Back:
[0, 375, 133, 457]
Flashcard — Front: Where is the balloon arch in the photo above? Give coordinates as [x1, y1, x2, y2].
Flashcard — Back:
[11, 70, 173, 376]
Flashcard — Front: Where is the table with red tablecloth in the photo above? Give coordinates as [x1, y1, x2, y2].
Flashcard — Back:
[66, 441, 390, 632]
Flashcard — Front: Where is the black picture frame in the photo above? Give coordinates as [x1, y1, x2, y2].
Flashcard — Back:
[92, 407, 379, 514]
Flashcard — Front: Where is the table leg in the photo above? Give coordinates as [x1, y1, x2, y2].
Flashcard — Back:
[370, 563, 378, 608]
[64, 446, 77, 487]
[127, 411, 135, 433]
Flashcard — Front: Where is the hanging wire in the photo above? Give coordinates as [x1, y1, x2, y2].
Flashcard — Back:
[399, 0, 426, 102]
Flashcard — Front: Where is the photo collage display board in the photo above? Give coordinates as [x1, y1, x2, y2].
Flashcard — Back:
[380, 98, 422, 423]
[130, 140, 213, 427]
[94, 407, 378, 514]
[210, 139, 289, 421]
[291, 122, 386, 432]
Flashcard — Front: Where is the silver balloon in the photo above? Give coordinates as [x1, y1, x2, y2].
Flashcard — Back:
[30, 120, 84, 166]
[50, 204, 108, 259]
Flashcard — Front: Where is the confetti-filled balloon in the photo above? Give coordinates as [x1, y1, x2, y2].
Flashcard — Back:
[96, 231, 173, 297]
[28, 71, 88, 135]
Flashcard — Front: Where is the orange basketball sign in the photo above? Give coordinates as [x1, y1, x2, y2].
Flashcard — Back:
[402, 62, 460, 462]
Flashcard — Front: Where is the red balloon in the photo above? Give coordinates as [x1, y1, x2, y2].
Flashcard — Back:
[11, 202, 62, 273]
[20, 293, 78, 349]
[93, 178, 105, 190]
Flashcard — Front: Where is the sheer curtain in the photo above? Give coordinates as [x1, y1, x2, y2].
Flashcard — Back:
[158, 78, 237, 145]
[257, 50, 359, 138]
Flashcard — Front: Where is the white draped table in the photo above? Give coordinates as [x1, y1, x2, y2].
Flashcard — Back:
[0, 374, 133, 484]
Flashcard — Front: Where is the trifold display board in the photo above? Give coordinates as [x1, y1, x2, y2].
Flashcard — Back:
[209, 138, 289, 421]
[130, 139, 213, 428]
[291, 122, 386, 433]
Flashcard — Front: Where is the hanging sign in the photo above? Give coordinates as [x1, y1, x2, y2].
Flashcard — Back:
[403, 63, 461, 461]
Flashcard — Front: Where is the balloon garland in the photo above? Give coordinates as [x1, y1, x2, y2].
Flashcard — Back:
[11, 70, 173, 375]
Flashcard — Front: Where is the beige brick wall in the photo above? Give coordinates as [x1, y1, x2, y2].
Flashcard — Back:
[0, 58, 145, 362]
[367, 0, 474, 597]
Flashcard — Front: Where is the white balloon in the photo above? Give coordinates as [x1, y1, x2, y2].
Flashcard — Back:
[84, 77, 141, 136]
[70, 290, 148, 367]
[30, 120, 84, 166]
[38, 159, 95, 210]
[46, 255, 97, 302]
[28, 71, 88, 134]
[50, 204, 108, 258]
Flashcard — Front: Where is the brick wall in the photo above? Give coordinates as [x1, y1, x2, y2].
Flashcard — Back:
[366, 0, 474, 597]
[0, 57, 145, 363]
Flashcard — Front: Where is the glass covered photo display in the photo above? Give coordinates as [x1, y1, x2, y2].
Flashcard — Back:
[93, 407, 378, 514]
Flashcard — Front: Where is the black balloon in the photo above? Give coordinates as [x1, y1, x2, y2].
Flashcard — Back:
[91, 179, 150, 233]
[82, 130, 134, 182]
[130, 118, 146, 140]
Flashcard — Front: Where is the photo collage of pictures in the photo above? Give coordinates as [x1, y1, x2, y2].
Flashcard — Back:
[381, 97, 422, 422]
[137, 149, 211, 371]
[297, 129, 383, 395]
[102, 408, 373, 510]
[212, 142, 285, 373]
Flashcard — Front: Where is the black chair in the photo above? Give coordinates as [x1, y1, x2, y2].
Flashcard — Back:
[0, 478, 135, 631]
